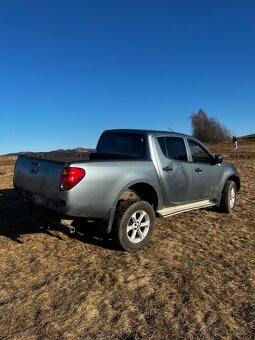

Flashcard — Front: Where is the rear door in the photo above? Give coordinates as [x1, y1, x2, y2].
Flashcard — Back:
[154, 136, 194, 204]
[187, 139, 221, 200]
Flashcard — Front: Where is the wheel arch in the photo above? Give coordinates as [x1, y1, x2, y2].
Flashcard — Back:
[116, 181, 159, 210]
[226, 175, 240, 192]
[106, 181, 160, 234]
[128, 182, 159, 210]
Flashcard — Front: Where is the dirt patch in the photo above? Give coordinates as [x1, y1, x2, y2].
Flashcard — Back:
[0, 143, 255, 339]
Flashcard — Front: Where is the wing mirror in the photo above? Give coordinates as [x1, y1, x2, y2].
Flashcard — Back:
[214, 154, 223, 164]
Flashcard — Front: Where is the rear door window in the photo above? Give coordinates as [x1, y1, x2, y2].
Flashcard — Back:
[158, 137, 188, 161]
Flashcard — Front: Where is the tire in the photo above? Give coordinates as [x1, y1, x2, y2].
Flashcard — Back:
[114, 200, 155, 251]
[219, 180, 237, 213]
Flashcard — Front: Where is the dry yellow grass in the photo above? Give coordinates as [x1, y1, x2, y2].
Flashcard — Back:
[0, 142, 254, 339]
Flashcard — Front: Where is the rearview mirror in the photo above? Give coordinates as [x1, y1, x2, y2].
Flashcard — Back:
[214, 154, 223, 164]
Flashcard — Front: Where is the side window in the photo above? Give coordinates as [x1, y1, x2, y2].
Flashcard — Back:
[157, 137, 188, 161]
[157, 137, 167, 156]
[188, 140, 212, 163]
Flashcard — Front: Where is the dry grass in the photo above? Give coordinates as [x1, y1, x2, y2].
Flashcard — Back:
[0, 142, 255, 339]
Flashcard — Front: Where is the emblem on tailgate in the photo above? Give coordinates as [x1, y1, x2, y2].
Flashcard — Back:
[31, 161, 41, 174]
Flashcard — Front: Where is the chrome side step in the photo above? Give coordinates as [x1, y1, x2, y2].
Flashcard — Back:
[157, 199, 216, 218]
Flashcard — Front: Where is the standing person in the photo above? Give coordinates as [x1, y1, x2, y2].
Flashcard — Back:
[232, 136, 238, 149]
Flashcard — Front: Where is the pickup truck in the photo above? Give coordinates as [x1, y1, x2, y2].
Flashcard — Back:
[13, 129, 240, 251]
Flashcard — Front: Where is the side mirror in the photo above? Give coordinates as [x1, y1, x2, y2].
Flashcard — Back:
[214, 154, 223, 164]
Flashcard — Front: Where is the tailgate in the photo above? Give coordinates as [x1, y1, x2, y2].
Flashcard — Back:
[13, 156, 65, 201]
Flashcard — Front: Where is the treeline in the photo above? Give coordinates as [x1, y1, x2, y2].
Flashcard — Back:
[190, 109, 231, 144]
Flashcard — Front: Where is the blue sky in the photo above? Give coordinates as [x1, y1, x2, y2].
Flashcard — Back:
[1, 0, 255, 154]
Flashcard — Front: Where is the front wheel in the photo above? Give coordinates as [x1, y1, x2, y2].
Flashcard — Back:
[219, 180, 237, 213]
[114, 200, 155, 251]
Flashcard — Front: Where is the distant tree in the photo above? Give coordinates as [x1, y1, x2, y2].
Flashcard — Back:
[190, 109, 231, 144]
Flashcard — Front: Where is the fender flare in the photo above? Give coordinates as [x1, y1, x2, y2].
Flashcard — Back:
[106, 179, 161, 233]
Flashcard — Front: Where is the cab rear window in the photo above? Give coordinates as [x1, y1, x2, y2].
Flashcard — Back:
[97, 133, 147, 159]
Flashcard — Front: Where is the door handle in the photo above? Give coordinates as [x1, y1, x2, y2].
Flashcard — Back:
[163, 166, 173, 172]
[195, 168, 203, 173]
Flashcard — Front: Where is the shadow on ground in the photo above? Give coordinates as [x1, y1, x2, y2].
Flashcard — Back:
[0, 188, 117, 250]
[0, 188, 61, 243]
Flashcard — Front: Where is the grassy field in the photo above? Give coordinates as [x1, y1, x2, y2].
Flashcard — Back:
[0, 141, 254, 339]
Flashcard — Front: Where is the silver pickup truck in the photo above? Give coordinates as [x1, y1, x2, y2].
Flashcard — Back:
[13, 129, 240, 251]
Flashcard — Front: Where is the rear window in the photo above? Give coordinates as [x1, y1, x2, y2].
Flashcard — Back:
[97, 133, 147, 159]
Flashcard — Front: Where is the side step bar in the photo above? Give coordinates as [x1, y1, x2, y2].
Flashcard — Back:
[157, 200, 216, 218]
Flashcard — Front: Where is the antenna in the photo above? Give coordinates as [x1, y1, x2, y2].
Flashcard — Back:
[168, 127, 174, 132]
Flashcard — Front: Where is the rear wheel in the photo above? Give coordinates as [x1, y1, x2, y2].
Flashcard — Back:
[114, 200, 155, 251]
[219, 180, 237, 213]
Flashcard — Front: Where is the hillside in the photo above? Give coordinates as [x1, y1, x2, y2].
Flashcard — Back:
[240, 133, 255, 139]
[0, 148, 95, 158]
[207, 135, 255, 158]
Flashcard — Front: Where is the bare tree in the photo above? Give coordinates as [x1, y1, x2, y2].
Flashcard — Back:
[190, 109, 231, 143]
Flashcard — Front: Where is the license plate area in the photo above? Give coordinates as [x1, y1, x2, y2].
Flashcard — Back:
[31, 193, 48, 206]
[19, 189, 59, 210]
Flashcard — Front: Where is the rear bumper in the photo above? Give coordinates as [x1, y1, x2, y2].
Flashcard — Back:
[25, 198, 113, 235]
[14, 186, 113, 228]
[15, 186, 62, 213]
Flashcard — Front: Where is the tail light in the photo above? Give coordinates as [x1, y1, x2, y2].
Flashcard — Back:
[60, 167, 86, 191]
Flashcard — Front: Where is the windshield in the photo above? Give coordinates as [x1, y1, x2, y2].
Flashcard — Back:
[96, 133, 147, 159]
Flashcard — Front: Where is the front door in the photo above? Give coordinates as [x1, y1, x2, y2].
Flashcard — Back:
[187, 139, 221, 200]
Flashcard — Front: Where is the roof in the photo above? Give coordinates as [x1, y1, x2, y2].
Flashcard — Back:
[103, 129, 190, 138]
